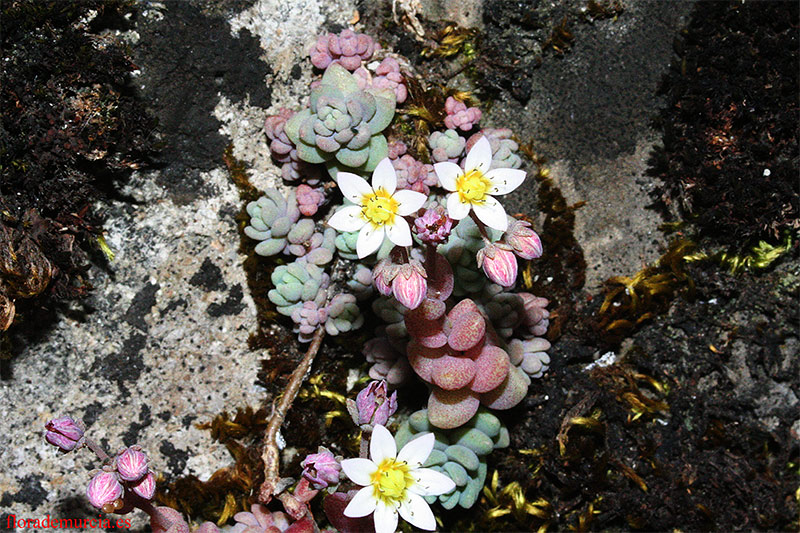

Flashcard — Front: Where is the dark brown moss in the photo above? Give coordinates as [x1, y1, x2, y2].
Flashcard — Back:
[652, 1, 799, 252]
[0, 0, 156, 341]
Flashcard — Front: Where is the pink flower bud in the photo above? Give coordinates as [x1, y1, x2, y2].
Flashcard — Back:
[506, 219, 543, 260]
[115, 446, 149, 482]
[45, 416, 85, 452]
[86, 471, 124, 510]
[477, 244, 518, 288]
[354, 380, 397, 426]
[301, 447, 341, 489]
[392, 263, 427, 310]
[131, 470, 157, 500]
[372, 259, 397, 296]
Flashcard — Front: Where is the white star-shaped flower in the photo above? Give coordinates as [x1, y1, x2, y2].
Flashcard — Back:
[341, 424, 456, 533]
[434, 136, 526, 232]
[328, 159, 427, 258]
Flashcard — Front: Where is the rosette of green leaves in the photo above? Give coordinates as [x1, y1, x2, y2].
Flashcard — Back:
[284, 64, 395, 175]
[244, 189, 301, 257]
[325, 293, 363, 335]
[395, 408, 509, 510]
[268, 260, 330, 316]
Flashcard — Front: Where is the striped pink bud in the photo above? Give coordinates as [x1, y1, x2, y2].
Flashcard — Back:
[115, 446, 149, 482]
[86, 471, 123, 510]
[392, 261, 427, 310]
[477, 244, 518, 288]
[506, 219, 543, 260]
[131, 470, 157, 500]
[44, 416, 85, 452]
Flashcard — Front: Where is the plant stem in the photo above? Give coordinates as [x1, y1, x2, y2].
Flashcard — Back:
[258, 326, 326, 504]
[84, 438, 110, 462]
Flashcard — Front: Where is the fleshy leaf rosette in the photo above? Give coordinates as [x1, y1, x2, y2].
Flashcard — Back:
[268, 261, 330, 316]
[284, 64, 395, 174]
[405, 299, 530, 429]
[395, 408, 509, 509]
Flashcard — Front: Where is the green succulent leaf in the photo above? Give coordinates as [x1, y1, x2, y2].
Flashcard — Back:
[296, 141, 330, 164]
[321, 63, 360, 95]
[284, 108, 311, 146]
[365, 90, 396, 134]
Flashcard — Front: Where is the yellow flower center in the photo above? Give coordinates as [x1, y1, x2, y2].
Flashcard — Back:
[456, 169, 492, 204]
[370, 458, 413, 504]
[361, 188, 399, 227]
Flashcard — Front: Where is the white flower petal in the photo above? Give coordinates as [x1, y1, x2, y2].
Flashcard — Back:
[343, 486, 378, 518]
[374, 501, 399, 533]
[446, 192, 471, 220]
[356, 225, 386, 259]
[410, 468, 457, 497]
[338, 172, 374, 204]
[464, 136, 492, 174]
[433, 162, 462, 191]
[386, 218, 412, 247]
[398, 493, 436, 531]
[370, 424, 397, 464]
[393, 190, 427, 216]
[473, 196, 508, 231]
[396, 433, 434, 469]
[371, 158, 397, 195]
[341, 458, 378, 486]
[327, 205, 366, 233]
[486, 168, 526, 195]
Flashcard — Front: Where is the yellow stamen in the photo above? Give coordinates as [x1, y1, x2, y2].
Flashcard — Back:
[370, 458, 413, 504]
[361, 188, 399, 227]
[456, 169, 492, 204]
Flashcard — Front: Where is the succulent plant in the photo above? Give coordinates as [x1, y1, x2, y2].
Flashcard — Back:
[231, 503, 315, 533]
[392, 154, 437, 194]
[387, 140, 408, 160]
[405, 298, 530, 428]
[284, 64, 395, 175]
[291, 301, 328, 343]
[372, 295, 408, 341]
[428, 129, 466, 163]
[244, 189, 301, 257]
[265, 110, 323, 184]
[346, 264, 375, 300]
[325, 293, 363, 335]
[296, 184, 326, 216]
[465, 128, 522, 170]
[508, 337, 551, 380]
[309, 29, 378, 71]
[372, 57, 407, 104]
[363, 337, 413, 387]
[443, 96, 482, 132]
[395, 408, 509, 509]
[268, 260, 330, 317]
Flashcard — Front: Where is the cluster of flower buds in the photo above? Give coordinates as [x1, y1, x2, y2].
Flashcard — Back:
[413, 208, 454, 245]
[86, 446, 156, 512]
[45, 416, 157, 514]
[346, 380, 398, 429]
